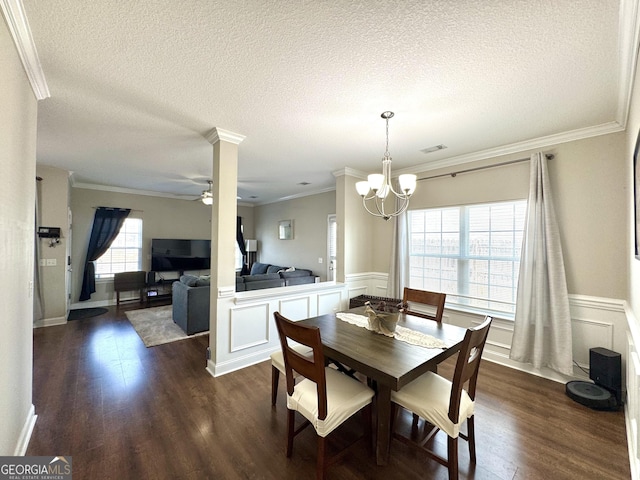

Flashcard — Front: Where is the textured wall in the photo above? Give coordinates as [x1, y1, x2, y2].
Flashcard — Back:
[0, 18, 38, 455]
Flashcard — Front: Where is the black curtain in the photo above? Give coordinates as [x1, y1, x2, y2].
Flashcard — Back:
[79, 207, 131, 301]
[236, 216, 249, 275]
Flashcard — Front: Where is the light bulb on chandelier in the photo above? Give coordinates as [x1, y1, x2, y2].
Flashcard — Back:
[201, 180, 213, 205]
[355, 111, 417, 220]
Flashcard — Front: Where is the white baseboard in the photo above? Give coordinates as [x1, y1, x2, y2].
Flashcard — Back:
[206, 349, 273, 378]
[14, 404, 37, 456]
[33, 316, 66, 328]
[69, 299, 116, 309]
[482, 349, 586, 385]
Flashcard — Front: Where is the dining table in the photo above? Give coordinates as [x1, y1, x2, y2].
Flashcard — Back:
[298, 306, 468, 466]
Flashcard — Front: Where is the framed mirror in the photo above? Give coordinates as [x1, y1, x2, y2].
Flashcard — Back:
[278, 220, 293, 240]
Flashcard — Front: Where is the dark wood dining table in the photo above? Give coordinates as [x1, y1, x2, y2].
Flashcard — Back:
[298, 307, 468, 466]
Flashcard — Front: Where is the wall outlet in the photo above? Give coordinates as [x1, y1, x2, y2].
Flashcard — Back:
[46, 258, 57, 266]
[318, 257, 323, 264]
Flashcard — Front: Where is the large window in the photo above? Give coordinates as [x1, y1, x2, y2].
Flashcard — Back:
[95, 218, 143, 278]
[408, 200, 526, 317]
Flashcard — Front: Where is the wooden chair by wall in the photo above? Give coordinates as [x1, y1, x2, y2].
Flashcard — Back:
[390, 316, 493, 479]
[402, 287, 446, 322]
[114, 271, 146, 306]
[274, 311, 374, 480]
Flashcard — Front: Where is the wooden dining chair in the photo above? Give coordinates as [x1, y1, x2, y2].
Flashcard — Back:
[402, 287, 446, 322]
[403, 287, 448, 427]
[390, 316, 492, 480]
[269, 344, 313, 405]
[273, 311, 374, 480]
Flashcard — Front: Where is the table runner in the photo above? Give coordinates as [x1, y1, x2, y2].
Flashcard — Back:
[336, 312, 448, 349]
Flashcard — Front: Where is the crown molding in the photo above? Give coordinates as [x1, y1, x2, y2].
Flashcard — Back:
[395, 121, 625, 176]
[616, 0, 640, 128]
[0, 0, 50, 100]
[332, 167, 366, 179]
[253, 186, 336, 207]
[71, 179, 201, 201]
[206, 128, 245, 145]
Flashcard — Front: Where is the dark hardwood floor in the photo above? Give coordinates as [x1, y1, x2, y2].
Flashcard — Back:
[28, 304, 630, 479]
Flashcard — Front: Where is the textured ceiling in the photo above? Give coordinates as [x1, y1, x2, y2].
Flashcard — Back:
[21, 0, 628, 204]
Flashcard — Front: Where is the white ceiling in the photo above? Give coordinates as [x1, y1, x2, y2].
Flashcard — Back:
[18, 0, 637, 204]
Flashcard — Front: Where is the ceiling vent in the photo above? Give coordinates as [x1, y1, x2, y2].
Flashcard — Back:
[421, 144, 447, 154]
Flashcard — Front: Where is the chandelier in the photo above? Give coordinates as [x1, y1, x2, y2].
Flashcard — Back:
[201, 180, 213, 205]
[355, 111, 417, 220]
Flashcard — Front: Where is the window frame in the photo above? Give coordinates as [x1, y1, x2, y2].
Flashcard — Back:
[94, 217, 143, 279]
[407, 199, 527, 319]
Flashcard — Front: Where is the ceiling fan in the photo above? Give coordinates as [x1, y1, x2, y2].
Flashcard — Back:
[201, 180, 213, 205]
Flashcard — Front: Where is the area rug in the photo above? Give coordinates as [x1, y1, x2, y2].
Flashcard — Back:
[68, 307, 109, 321]
[125, 305, 207, 347]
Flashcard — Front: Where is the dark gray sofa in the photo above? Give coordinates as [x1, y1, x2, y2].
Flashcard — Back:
[235, 263, 318, 291]
[172, 265, 319, 334]
[172, 275, 211, 335]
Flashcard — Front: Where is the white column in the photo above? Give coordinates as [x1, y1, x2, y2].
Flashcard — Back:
[205, 127, 244, 370]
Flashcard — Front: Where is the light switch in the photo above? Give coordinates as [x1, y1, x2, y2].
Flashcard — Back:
[46, 258, 57, 266]
[318, 257, 323, 264]
[39, 259, 46, 266]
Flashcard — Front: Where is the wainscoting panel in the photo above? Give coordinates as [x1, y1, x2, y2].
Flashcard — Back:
[571, 317, 614, 366]
[208, 282, 349, 376]
[348, 285, 367, 299]
[344, 272, 389, 300]
[229, 303, 270, 352]
[317, 290, 344, 315]
[626, 305, 640, 480]
[278, 296, 312, 320]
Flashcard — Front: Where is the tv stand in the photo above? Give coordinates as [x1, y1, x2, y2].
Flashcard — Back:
[145, 282, 173, 307]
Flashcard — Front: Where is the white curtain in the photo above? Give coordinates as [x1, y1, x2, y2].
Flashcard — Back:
[510, 152, 573, 376]
[387, 206, 408, 300]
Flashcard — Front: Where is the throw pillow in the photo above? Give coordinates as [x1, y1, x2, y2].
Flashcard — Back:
[250, 262, 269, 275]
[180, 275, 199, 287]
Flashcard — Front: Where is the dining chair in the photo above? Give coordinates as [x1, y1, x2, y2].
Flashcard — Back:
[390, 316, 492, 480]
[273, 311, 375, 480]
[269, 344, 313, 406]
[402, 287, 448, 428]
[402, 287, 446, 322]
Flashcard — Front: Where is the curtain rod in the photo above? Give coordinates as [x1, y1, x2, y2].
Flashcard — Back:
[417, 153, 554, 182]
[92, 206, 144, 213]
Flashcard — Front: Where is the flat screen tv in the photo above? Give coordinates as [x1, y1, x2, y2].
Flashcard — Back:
[151, 238, 211, 272]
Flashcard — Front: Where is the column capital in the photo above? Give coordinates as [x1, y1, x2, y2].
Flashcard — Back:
[206, 128, 245, 145]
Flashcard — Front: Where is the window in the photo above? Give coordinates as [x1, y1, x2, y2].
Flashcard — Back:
[95, 218, 143, 278]
[235, 243, 243, 271]
[408, 200, 526, 317]
[328, 215, 336, 281]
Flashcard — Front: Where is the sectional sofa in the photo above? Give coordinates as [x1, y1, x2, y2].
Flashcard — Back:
[235, 262, 318, 291]
[171, 263, 319, 334]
